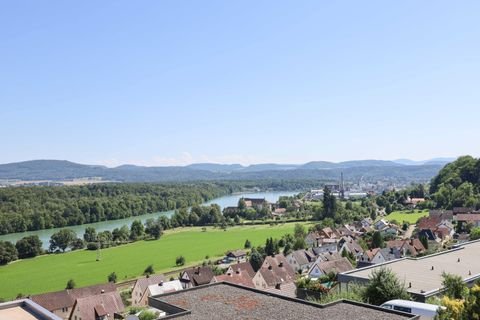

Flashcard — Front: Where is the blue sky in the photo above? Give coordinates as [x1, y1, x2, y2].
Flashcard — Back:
[1, 1, 479, 166]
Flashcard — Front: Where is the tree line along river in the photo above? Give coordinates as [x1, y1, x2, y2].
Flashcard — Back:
[0, 191, 298, 249]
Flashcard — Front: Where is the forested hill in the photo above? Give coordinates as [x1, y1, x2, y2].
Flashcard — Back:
[0, 183, 233, 235]
[0, 159, 446, 183]
[430, 155, 480, 209]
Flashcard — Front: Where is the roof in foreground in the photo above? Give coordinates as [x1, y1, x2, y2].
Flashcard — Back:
[339, 240, 480, 296]
[149, 282, 416, 320]
[0, 299, 62, 320]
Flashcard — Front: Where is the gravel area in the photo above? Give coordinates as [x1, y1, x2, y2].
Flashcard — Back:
[156, 284, 414, 319]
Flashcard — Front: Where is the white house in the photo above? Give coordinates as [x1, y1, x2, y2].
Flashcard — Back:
[138, 280, 183, 306]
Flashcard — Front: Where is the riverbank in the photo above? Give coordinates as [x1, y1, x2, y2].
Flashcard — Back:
[0, 221, 311, 300]
[0, 191, 298, 248]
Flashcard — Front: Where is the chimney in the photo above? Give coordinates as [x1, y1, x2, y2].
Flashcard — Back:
[275, 283, 281, 290]
[408, 282, 412, 288]
[268, 265, 273, 270]
[278, 262, 283, 268]
[159, 281, 164, 286]
[101, 289, 105, 294]
[431, 266, 434, 271]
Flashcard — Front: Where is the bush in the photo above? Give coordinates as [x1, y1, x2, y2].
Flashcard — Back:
[176, 255, 185, 266]
[86, 242, 99, 250]
[139, 310, 159, 320]
[66, 279, 75, 289]
[108, 272, 117, 283]
[144, 265, 154, 276]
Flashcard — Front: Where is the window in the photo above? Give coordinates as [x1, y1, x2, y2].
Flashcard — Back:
[393, 306, 412, 313]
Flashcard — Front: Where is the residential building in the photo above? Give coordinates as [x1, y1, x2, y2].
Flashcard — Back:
[137, 280, 183, 306]
[374, 219, 389, 231]
[252, 254, 295, 291]
[429, 209, 453, 221]
[226, 261, 256, 278]
[69, 291, 124, 320]
[285, 249, 316, 273]
[339, 238, 364, 260]
[311, 242, 338, 255]
[242, 198, 269, 210]
[453, 207, 475, 215]
[455, 213, 480, 227]
[147, 282, 416, 319]
[0, 299, 62, 320]
[131, 274, 166, 307]
[31, 283, 117, 320]
[359, 248, 386, 265]
[213, 268, 255, 288]
[307, 257, 354, 279]
[225, 249, 247, 263]
[418, 216, 455, 241]
[179, 267, 215, 289]
[386, 239, 426, 257]
[339, 240, 480, 302]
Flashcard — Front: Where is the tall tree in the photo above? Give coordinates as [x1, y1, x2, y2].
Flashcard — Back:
[83, 227, 97, 243]
[323, 187, 337, 219]
[145, 218, 162, 239]
[0, 241, 18, 265]
[371, 231, 384, 249]
[249, 248, 264, 272]
[130, 220, 145, 241]
[49, 229, 76, 252]
[15, 235, 42, 259]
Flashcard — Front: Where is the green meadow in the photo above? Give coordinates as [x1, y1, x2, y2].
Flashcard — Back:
[383, 209, 429, 224]
[0, 222, 310, 300]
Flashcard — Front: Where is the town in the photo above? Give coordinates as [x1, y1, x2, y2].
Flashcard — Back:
[2, 155, 480, 320]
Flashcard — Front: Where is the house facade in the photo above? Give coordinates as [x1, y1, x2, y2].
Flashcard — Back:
[131, 274, 166, 307]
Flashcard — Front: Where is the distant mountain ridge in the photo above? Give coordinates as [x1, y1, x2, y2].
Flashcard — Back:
[0, 158, 454, 183]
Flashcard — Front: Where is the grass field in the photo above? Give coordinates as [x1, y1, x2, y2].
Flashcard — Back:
[383, 209, 429, 224]
[0, 222, 310, 300]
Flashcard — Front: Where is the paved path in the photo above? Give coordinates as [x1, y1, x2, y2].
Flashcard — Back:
[403, 224, 415, 239]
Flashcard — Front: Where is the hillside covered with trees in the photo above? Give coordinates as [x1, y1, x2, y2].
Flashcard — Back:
[0, 183, 233, 235]
[430, 156, 480, 209]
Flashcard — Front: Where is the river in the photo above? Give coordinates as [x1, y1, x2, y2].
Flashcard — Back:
[0, 191, 298, 249]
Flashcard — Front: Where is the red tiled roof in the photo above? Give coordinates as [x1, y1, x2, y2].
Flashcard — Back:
[31, 283, 117, 312]
[229, 262, 256, 278]
[73, 291, 124, 320]
[182, 267, 215, 286]
[456, 214, 480, 222]
[258, 255, 295, 287]
[214, 271, 254, 288]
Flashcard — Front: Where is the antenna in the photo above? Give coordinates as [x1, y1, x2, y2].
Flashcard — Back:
[340, 172, 345, 200]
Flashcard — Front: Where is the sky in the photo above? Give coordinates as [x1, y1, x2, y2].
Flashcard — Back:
[1, 1, 479, 167]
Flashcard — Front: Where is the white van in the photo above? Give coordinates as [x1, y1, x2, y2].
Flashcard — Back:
[380, 299, 442, 319]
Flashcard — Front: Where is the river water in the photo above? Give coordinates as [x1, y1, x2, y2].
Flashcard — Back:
[0, 191, 298, 249]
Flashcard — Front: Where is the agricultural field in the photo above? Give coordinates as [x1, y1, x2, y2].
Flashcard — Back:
[0, 222, 310, 300]
[382, 209, 429, 224]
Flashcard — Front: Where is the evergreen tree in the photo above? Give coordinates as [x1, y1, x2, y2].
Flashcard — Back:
[362, 268, 410, 305]
[249, 248, 264, 272]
